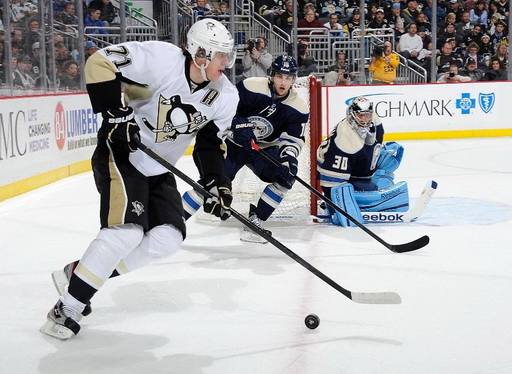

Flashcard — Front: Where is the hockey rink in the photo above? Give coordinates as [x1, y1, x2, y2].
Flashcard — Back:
[1, 137, 511, 373]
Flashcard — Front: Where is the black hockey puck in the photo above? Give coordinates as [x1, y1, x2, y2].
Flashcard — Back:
[305, 314, 320, 329]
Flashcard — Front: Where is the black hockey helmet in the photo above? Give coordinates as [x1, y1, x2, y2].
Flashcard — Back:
[271, 55, 298, 76]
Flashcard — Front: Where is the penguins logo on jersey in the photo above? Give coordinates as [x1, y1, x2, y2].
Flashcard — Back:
[247, 116, 274, 139]
[153, 95, 209, 142]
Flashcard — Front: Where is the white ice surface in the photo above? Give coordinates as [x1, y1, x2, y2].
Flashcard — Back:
[1, 138, 512, 374]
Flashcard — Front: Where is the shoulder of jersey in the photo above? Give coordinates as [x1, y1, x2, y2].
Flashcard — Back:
[283, 88, 309, 115]
[241, 77, 271, 96]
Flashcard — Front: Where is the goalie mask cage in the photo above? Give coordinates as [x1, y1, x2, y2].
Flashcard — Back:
[228, 75, 322, 220]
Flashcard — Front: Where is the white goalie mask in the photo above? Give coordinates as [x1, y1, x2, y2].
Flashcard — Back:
[186, 19, 236, 79]
[346, 96, 374, 138]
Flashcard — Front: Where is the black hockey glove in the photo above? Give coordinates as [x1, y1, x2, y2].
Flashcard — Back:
[203, 176, 233, 221]
[273, 147, 298, 189]
[103, 106, 140, 152]
[231, 118, 256, 150]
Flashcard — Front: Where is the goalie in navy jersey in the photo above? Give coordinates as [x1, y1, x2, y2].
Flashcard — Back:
[317, 96, 409, 226]
[183, 55, 309, 243]
[41, 19, 239, 340]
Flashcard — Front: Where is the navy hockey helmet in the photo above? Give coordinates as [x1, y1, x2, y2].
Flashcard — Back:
[271, 55, 298, 76]
[347, 96, 373, 128]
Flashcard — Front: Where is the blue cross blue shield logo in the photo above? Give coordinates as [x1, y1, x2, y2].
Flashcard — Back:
[456, 93, 476, 114]
[478, 93, 495, 113]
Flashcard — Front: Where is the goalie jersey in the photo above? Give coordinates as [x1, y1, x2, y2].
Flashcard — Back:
[230, 77, 309, 155]
[317, 115, 384, 188]
[85, 41, 239, 177]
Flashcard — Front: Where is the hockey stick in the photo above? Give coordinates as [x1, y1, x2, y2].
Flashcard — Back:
[135, 140, 401, 305]
[402, 180, 438, 222]
[250, 141, 429, 253]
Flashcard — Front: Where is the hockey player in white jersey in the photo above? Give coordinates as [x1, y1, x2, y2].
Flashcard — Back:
[317, 96, 409, 226]
[182, 55, 310, 243]
[41, 19, 239, 340]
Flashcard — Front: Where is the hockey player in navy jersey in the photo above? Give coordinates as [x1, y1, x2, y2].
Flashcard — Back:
[183, 55, 309, 243]
[41, 19, 239, 340]
[317, 96, 409, 226]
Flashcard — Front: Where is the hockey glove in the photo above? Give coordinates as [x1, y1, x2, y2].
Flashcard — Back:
[203, 176, 233, 221]
[103, 106, 140, 152]
[273, 146, 298, 189]
[231, 118, 256, 150]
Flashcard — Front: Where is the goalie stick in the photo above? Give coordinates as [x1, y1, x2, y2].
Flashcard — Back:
[250, 141, 429, 253]
[135, 140, 401, 305]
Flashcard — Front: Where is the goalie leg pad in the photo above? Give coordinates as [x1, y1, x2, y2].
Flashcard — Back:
[355, 181, 409, 212]
[330, 183, 364, 227]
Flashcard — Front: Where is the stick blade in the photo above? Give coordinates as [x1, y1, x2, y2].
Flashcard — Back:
[390, 235, 430, 253]
[351, 291, 402, 304]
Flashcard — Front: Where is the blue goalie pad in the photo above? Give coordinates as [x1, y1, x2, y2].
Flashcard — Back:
[354, 181, 409, 212]
[330, 183, 364, 227]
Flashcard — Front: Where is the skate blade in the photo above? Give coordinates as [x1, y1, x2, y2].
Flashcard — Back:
[240, 231, 268, 244]
[51, 270, 68, 296]
[40, 319, 75, 340]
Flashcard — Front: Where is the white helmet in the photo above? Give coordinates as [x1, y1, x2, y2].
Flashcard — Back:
[347, 96, 373, 128]
[186, 19, 236, 69]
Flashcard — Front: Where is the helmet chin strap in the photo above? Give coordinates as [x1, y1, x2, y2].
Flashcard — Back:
[192, 57, 210, 81]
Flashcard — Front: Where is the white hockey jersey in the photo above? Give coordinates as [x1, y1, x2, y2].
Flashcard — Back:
[86, 41, 239, 176]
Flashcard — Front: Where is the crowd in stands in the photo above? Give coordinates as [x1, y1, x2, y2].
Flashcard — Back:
[253, 0, 509, 83]
[1, 0, 117, 92]
[1, 0, 510, 93]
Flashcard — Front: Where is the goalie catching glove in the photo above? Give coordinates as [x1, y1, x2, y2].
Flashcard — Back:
[203, 176, 233, 221]
[103, 106, 140, 152]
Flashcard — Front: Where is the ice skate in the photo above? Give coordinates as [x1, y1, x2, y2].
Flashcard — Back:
[40, 300, 81, 340]
[241, 204, 272, 244]
[52, 261, 92, 320]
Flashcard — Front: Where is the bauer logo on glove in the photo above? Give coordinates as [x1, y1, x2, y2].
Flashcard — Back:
[103, 106, 140, 153]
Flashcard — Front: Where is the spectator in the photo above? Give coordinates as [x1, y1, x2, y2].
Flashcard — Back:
[459, 58, 485, 81]
[492, 41, 508, 67]
[319, 0, 346, 20]
[398, 22, 423, 60]
[469, 0, 488, 27]
[323, 13, 344, 38]
[13, 54, 36, 89]
[401, 0, 422, 27]
[463, 23, 483, 46]
[387, 3, 405, 29]
[436, 63, 471, 82]
[55, 42, 73, 75]
[393, 19, 407, 43]
[423, 0, 447, 25]
[343, 8, 364, 35]
[216, 2, 230, 23]
[438, 23, 463, 49]
[479, 34, 495, 62]
[368, 8, 389, 34]
[462, 41, 487, 69]
[297, 41, 318, 76]
[298, 7, 327, 35]
[322, 66, 352, 85]
[415, 12, 432, 34]
[328, 51, 350, 72]
[55, 2, 79, 26]
[481, 56, 508, 80]
[85, 40, 99, 62]
[487, 12, 504, 35]
[369, 41, 400, 84]
[436, 41, 463, 78]
[30, 41, 42, 75]
[59, 60, 81, 91]
[241, 37, 272, 79]
[85, 7, 109, 34]
[277, 0, 294, 35]
[490, 21, 507, 52]
[447, 0, 464, 23]
[494, 0, 509, 18]
[455, 11, 472, 36]
[192, 0, 216, 21]
[258, 0, 285, 25]
[100, 0, 119, 25]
